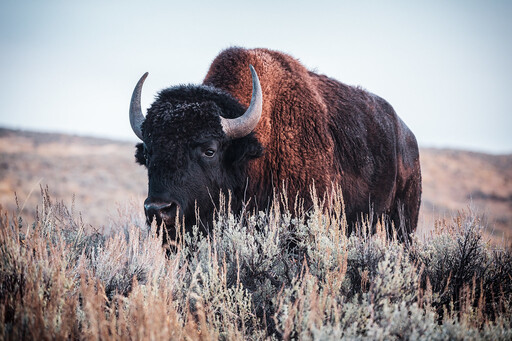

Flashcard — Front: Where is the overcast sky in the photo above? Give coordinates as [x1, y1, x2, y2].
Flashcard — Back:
[1, 0, 511, 153]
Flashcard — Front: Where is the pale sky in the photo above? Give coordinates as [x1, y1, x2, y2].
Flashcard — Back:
[1, 0, 511, 153]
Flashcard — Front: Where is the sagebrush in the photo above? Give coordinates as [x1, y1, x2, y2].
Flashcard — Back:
[1, 187, 511, 340]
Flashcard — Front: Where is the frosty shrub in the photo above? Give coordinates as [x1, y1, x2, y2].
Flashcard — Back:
[0, 187, 511, 340]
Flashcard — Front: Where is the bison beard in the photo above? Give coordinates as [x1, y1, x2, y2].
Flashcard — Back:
[131, 47, 422, 244]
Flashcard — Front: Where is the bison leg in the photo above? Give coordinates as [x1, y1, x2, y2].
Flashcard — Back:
[390, 175, 421, 243]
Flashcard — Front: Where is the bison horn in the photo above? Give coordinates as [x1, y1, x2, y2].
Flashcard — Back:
[129, 72, 148, 141]
[221, 65, 263, 139]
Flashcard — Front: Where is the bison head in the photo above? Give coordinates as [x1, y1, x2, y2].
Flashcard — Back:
[130, 66, 263, 241]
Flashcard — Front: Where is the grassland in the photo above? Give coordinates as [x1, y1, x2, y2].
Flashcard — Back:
[1, 128, 511, 242]
[0, 127, 511, 339]
[1, 187, 511, 339]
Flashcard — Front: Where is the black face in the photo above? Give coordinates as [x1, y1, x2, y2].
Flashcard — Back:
[135, 85, 262, 242]
[137, 137, 226, 238]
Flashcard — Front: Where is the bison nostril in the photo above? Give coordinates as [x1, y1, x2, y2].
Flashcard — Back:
[160, 202, 178, 216]
[144, 200, 180, 224]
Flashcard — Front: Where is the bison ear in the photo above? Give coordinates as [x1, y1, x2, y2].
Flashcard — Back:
[225, 136, 263, 166]
[135, 143, 146, 166]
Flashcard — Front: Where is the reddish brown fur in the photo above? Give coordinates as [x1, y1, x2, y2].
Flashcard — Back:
[204, 47, 421, 237]
[205, 49, 337, 203]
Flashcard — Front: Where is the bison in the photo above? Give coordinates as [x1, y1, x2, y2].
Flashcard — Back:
[130, 47, 421, 242]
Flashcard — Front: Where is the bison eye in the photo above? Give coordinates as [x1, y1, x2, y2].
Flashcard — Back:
[198, 141, 218, 159]
[204, 149, 216, 157]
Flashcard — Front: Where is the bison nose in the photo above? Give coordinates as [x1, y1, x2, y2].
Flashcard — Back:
[144, 198, 180, 225]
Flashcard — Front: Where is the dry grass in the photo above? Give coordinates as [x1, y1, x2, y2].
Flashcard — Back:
[0, 128, 147, 228]
[420, 148, 512, 242]
[1, 127, 512, 339]
[1, 187, 511, 340]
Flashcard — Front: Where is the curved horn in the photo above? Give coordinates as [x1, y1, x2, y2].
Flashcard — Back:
[129, 72, 148, 140]
[221, 65, 263, 139]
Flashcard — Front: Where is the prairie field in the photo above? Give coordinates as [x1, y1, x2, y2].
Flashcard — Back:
[0, 127, 511, 339]
[1, 128, 511, 242]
